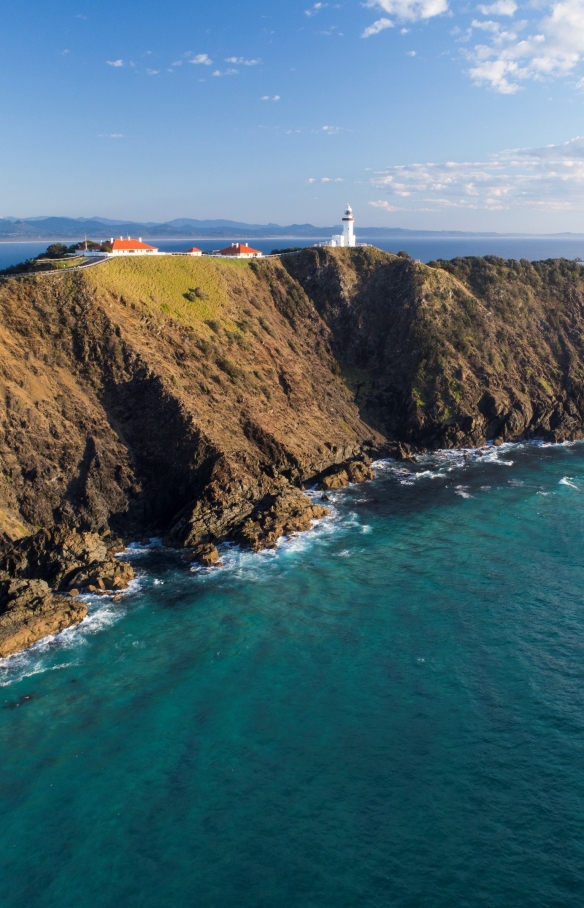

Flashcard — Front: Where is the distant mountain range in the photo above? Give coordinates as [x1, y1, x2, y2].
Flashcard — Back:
[1, 216, 584, 241]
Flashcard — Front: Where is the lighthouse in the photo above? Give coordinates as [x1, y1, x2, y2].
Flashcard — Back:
[342, 205, 355, 247]
[329, 205, 357, 247]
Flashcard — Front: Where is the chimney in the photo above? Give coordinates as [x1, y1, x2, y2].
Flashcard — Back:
[110, 238, 114, 244]
[139, 237, 142, 242]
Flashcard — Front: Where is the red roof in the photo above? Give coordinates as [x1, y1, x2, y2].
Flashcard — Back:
[186, 246, 202, 253]
[218, 243, 261, 256]
[110, 238, 157, 251]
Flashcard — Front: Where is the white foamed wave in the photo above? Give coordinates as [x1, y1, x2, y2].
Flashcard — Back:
[188, 501, 368, 585]
[455, 485, 474, 499]
[0, 658, 80, 688]
[0, 577, 142, 686]
[119, 537, 164, 560]
[373, 441, 522, 485]
[559, 476, 580, 490]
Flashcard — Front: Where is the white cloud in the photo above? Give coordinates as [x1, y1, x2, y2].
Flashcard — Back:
[261, 94, 280, 100]
[99, 133, 124, 138]
[212, 68, 238, 76]
[362, 17, 394, 36]
[322, 124, 341, 133]
[370, 138, 584, 211]
[364, 0, 448, 24]
[466, 0, 584, 93]
[146, 69, 160, 75]
[369, 200, 404, 210]
[406, 49, 417, 54]
[226, 57, 262, 65]
[189, 53, 212, 65]
[306, 176, 343, 183]
[305, 2, 327, 15]
[107, 59, 124, 67]
[477, 0, 517, 15]
[362, 0, 584, 95]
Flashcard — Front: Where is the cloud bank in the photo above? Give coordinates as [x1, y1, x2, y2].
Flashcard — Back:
[370, 138, 584, 211]
[363, 0, 584, 94]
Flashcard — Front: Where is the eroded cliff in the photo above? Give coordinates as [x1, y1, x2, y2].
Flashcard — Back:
[3, 248, 584, 655]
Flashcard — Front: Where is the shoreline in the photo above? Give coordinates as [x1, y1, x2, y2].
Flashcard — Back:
[1, 435, 579, 667]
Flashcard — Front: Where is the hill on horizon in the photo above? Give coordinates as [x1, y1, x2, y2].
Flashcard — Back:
[1, 216, 584, 241]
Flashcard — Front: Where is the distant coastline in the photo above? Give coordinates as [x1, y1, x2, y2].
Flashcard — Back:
[3, 215, 584, 242]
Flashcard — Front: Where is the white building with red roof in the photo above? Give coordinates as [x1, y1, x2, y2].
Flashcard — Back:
[185, 246, 202, 256]
[216, 242, 262, 258]
[100, 237, 159, 256]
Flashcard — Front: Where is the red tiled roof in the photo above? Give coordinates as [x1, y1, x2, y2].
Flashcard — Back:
[218, 243, 261, 256]
[186, 246, 202, 253]
[111, 238, 157, 251]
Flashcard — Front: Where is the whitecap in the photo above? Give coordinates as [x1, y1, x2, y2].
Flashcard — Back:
[559, 477, 579, 490]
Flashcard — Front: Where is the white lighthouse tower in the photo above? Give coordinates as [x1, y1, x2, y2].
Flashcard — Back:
[342, 204, 355, 247]
[330, 205, 357, 247]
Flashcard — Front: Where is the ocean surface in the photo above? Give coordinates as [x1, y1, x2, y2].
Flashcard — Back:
[2, 235, 584, 270]
[2, 442, 584, 907]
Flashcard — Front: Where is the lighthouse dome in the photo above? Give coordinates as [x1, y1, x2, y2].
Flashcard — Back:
[344, 204, 353, 216]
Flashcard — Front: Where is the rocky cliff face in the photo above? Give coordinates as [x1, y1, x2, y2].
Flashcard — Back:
[2, 248, 584, 654]
[283, 248, 584, 449]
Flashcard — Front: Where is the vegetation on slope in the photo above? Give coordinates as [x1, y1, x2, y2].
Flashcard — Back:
[4, 248, 584, 554]
[282, 248, 584, 449]
[0, 256, 379, 550]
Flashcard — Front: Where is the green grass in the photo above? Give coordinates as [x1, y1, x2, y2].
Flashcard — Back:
[86, 256, 252, 329]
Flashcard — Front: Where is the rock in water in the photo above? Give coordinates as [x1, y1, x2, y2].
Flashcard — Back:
[0, 529, 134, 655]
[317, 458, 375, 491]
[0, 576, 87, 659]
[191, 543, 221, 566]
[235, 490, 329, 551]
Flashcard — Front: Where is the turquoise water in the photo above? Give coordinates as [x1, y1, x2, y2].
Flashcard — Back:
[2, 443, 584, 907]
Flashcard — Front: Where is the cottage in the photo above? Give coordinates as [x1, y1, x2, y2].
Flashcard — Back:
[185, 246, 203, 256]
[216, 242, 262, 259]
[106, 237, 159, 256]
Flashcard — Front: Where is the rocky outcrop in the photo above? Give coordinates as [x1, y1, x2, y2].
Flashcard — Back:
[0, 528, 134, 593]
[316, 457, 375, 491]
[190, 543, 222, 566]
[234, 489, 329, 551]
[282, 249, 584, 450]
[0, 527, 133, 657]
[0, 576, 87, 658]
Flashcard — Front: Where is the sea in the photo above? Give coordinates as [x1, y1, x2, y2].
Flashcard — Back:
[2, 235, 584, 271]
[2, 441, 584, 907]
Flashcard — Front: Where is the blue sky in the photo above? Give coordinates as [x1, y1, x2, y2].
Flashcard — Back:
[2, 0, 584, 230]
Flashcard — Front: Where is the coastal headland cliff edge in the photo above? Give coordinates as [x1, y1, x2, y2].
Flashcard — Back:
[2, 247, 584, 655]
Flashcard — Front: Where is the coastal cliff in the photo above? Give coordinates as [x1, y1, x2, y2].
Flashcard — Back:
[2, 247, 584, 654]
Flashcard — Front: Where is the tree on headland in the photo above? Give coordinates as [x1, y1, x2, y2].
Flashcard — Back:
[43, 243, 69, 259]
